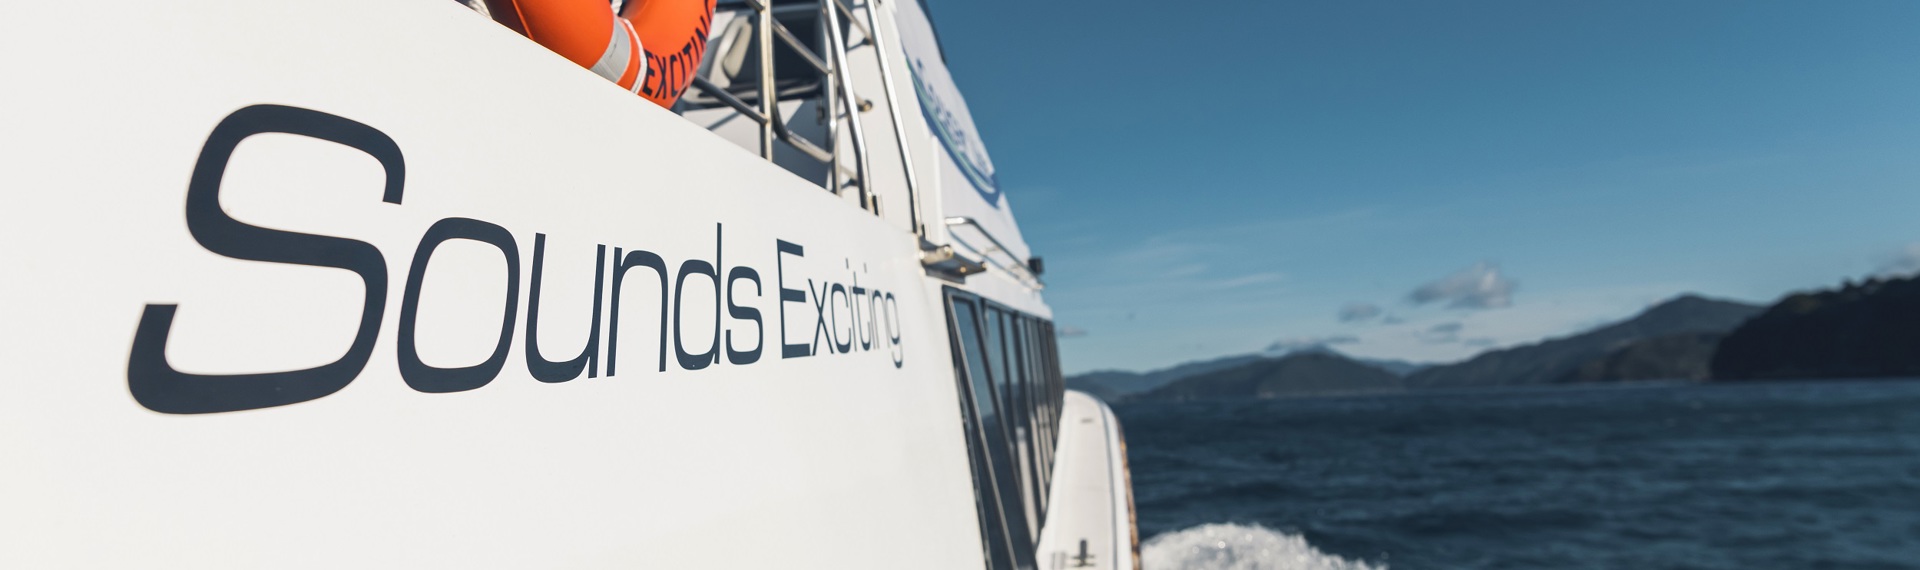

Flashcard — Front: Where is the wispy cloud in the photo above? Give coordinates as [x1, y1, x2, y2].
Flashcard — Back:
[1164, 263, 1210, 278]
[1409, 262, 1516, 309]
[1109, 237, 1209, 266]
[1050, 231, 1291, 314]
[1338, 302, 1384, 322]
[1418, 322, 1464, 344]
[1877, 243, 1920, 277]
[1204, 272, 1286, 290]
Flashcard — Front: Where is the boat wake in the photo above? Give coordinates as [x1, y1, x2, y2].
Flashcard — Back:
[1141, 523, 1384, 570]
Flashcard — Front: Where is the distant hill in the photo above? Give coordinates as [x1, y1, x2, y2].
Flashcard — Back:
[1558, 332, 1724, 383]
[1065, 379, 1125, 402]
[1067, 354, 1273, 399]
[1351, 355, 1429, 377]
[1406, 295, 1763, 388]
[1712, 276, 1920, 381]
[1067, 348, 1429, 402]
[1134, 353, 1403, 402]
[1062, 371, 1139, 401]
[1265, 345, 1431, 377]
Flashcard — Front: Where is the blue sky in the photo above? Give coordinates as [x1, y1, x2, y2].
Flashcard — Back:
[927, 1, 1920, 373]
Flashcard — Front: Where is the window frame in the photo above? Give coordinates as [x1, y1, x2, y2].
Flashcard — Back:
[943, 288, 1065, 568]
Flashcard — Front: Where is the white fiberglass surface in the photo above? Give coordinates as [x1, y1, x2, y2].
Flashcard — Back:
[0, 1, 995, 567]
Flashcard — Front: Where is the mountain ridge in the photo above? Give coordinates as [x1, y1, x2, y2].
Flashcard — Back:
[1069, 293, 1768, 402]
[1405, 294, 1763, 388]
[1134, 352, 1404, 402]
[1066, 348, 1427, 400]
[1712, 275, 1920, 380]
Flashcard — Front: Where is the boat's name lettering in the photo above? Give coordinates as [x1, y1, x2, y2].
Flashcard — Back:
[777, 240, 906, 365]
[126, 104, 905, 415]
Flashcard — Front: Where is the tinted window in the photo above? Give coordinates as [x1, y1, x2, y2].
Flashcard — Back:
[949, 297, 1036, 569]
[1012, 317, 1048, 519]
[983, 308, 1039, 539]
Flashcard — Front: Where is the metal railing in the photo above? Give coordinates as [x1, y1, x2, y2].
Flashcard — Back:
[946, 216, 1045, 289]
[686, 0, 921, 228]
[684, 1, 1043, 292]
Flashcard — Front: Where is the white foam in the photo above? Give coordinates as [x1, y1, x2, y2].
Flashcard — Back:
[1141, 523, 1385, 570]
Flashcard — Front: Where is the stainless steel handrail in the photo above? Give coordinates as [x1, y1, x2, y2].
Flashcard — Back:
[686, 73, 836, 166]
[753, 0, 775, 159]
[688, 2, 1043, 290]
[692, 0, 875, 201]
[822, 0, 874, 209]
[830, 0, 871, 43]
[859, 0, 922, 234]
[815, 0, 842, 194]
[946, 216, 1043, 288]
[690, 75, 764, 122]
[770, 19, 829, 76]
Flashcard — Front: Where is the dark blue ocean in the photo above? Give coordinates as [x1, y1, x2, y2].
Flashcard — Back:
[1115, 380, 1920, 570]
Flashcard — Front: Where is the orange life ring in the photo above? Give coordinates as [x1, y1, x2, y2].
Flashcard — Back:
[484, 0, 647, 93]
[620, 0, 716, 108]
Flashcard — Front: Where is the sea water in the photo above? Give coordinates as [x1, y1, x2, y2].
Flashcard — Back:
[1116, 379, 1920, 570]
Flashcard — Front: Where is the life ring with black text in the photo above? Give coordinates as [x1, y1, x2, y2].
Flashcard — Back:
[620, 0, 716, 108]
[483, 0, 648, 93]
[482, 0, 716, 107]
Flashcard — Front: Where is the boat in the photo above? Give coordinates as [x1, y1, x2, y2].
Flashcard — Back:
[0, 0, 1139, 568]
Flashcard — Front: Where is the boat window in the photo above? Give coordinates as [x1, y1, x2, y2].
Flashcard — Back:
[1012, 316, 1048, 522]
[992, 310, 1024, 428]
[944, 290, 1070, 568]
[1052, 323, 1063, 409]
[1022, 318, 1051, 507]
[988, 310, 1031, 448]
[983, 307, 1041, 540]
[1043, 323, 1060, 490]
[1003, 312, 1042, 531]
[946, 294, 1037, 569]
[1038, 320, 1061, 452]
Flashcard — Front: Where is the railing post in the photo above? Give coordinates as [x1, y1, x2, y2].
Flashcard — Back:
[823, 0, 874, 213]
[755, 0, 775, 159]
[860, 0, 924, 234]
[819, 0, 841, 194]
